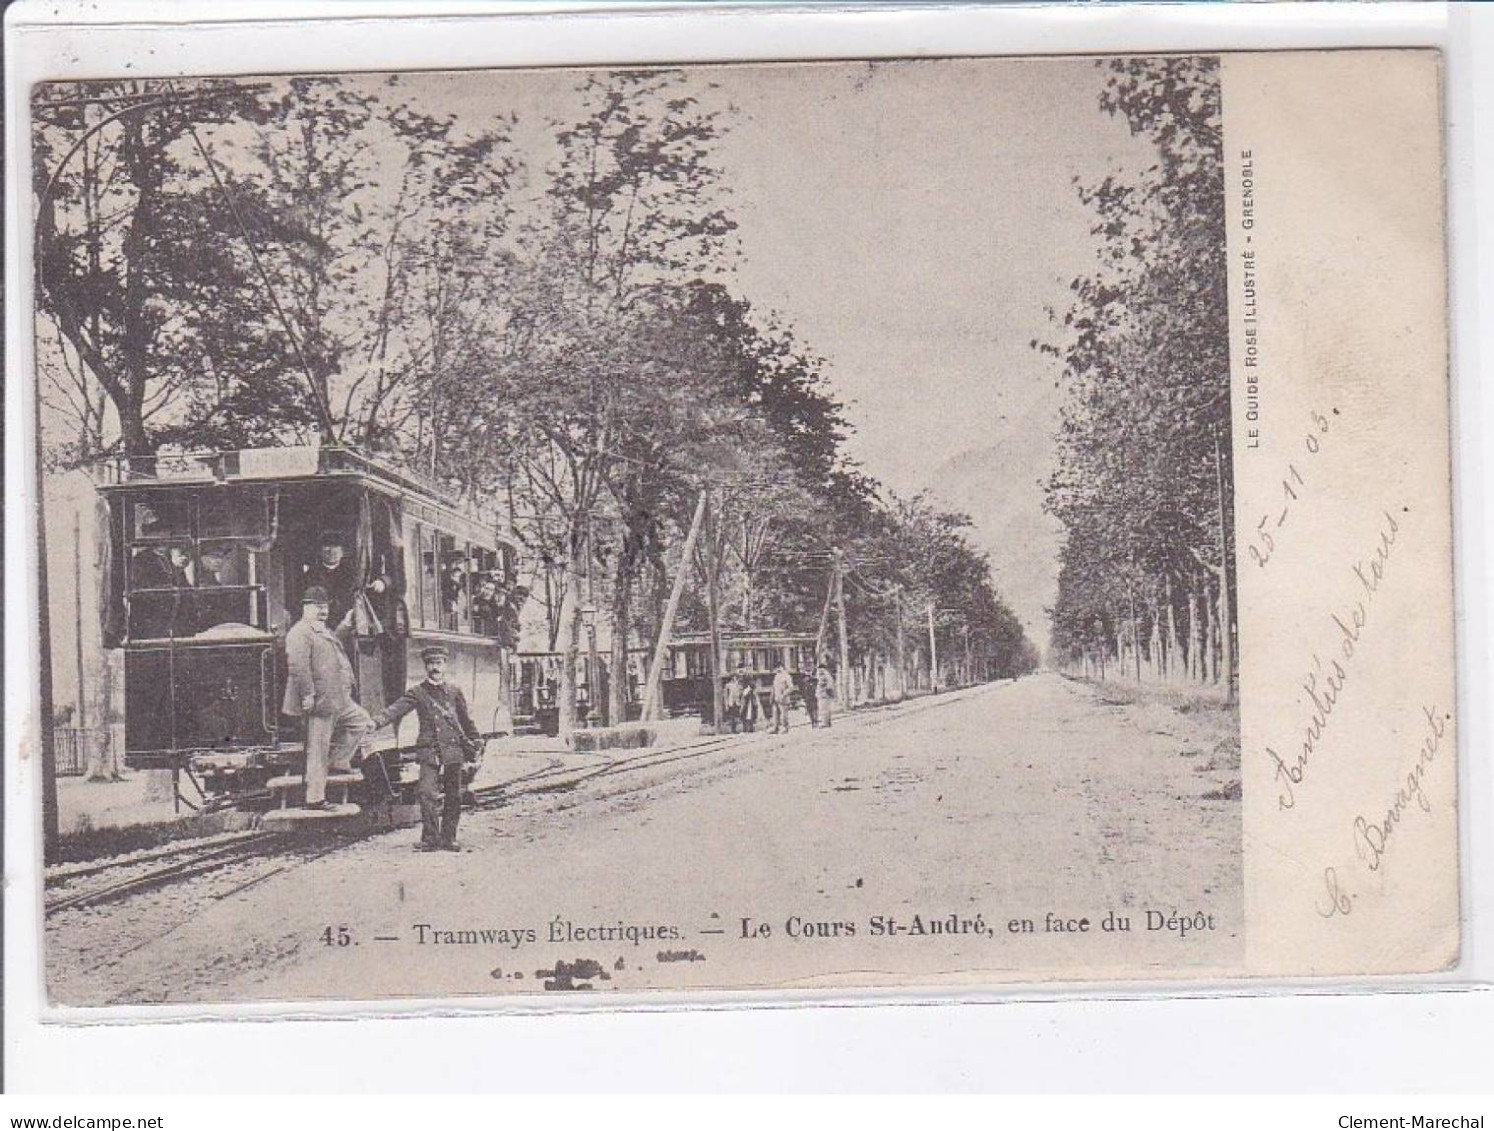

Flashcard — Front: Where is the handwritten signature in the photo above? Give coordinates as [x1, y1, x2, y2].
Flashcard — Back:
[1353, 704, 1451, 873]
[1317, 703, 1452, 919]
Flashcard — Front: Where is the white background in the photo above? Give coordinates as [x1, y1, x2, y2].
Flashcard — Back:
[4, 0, 1492, 1093]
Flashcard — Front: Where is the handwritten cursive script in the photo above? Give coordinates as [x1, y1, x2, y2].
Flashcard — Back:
[1268, 507, 1401, 809]
[1352, 704, 1450, 874]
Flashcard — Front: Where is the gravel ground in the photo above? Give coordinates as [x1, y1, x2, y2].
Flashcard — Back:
[45, 672, 1241, 1007]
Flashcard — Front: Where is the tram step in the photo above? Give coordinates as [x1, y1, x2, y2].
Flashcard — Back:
[265, 773, 365, 808]
[262, 803, 362, 829]
[264, 773, 364, 791]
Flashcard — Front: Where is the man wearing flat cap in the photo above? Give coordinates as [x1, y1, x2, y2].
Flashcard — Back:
[283, 586, 374, 809]
[370, 644, 482, 851]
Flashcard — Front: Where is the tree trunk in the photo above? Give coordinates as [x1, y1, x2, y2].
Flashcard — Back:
[1203, 575, 1217, 686]
[1213, 427, 1236, 703]
[608, 552, 631, 725]
[1126, 580, 1141, 682]
[704, 538, 723, 729]
[557, 548, 584, 738]
[1188, 577, 1204, 684]
[1166, 574, 1183, 685]
[1147, 593, 1163, 683]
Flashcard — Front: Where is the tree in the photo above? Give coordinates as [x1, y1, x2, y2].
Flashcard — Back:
[479, 69, 740, 735]
[1036, 56, 1234, 696]
[33, 79, 321, 466]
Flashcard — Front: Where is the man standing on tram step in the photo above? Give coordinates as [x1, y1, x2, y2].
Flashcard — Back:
[770, 663, 795, 734]
[282, 586, 375, 810]
[370, 645, 482, 852]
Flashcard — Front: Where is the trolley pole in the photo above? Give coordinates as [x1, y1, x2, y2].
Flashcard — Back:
[833, 548, 850, 707]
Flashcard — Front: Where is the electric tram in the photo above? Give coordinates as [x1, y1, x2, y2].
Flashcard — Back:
[96, 445, 523, 811]
[509, 629, 820, 733]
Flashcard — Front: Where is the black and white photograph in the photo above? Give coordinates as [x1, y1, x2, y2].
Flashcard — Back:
[28, 50, 1293, 1007]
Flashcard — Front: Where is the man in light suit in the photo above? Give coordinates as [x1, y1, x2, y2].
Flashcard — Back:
[282, 585, 373, 809]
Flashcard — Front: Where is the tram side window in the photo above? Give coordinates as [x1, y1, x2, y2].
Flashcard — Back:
[418, 525, 440, 629]
[471, 547, 505, 635]
[438, 537, 469, 632]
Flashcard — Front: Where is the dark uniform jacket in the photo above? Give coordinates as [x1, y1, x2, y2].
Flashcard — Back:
[373, 680, 480, 767]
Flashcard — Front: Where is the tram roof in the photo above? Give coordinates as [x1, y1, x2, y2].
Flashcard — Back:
[673, 629, 819, 645]
[93, 445, 519, 549]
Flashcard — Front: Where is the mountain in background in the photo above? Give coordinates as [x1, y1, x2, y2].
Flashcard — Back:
[924, 413, 1063, 650]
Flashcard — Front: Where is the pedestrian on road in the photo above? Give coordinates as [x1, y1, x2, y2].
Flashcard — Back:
[816, 662, 836, 729]
[801, 661, 819, 727]
[370, 645, 482, 852]
[282, 586, 374, 810]
[738, 673, 759, 733]
[721, 673, 743, 734]
[771, 664, 794, 734]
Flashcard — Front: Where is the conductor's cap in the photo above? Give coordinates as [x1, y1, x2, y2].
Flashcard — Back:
[420, 645, 449, 662]
[302, 585, 330, 605]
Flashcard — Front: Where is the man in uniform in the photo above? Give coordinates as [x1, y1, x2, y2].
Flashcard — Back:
[370, 645, 482, 852]
[282, 586, 374, 809]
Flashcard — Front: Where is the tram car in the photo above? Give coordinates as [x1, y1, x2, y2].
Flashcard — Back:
[662, 630, 820, 718]
[509, 630, 819, 732]
[96, 445, 524, 812]
[510, 647, 650, 735]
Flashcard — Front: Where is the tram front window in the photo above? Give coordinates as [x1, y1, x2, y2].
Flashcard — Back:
[124, 499, 267, 639]
[199, 493, 271, 540]
[132, 499, 190, 542]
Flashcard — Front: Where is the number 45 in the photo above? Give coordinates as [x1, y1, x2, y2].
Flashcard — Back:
[321, 926, 352, 947]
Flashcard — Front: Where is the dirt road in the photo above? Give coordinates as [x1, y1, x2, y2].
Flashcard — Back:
[46, 673, 1242, 1007]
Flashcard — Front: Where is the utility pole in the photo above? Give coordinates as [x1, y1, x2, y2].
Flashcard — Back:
[833, 547, 850, 707]
[640, 490, 709, 722]
[814, 561, 835, 664]
[704, 492, 724, 730]
[927, 601, 939, 693]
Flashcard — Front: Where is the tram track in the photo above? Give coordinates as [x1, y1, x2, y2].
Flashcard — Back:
[44, 686, 991, 919]
[44, 833, 282, 916]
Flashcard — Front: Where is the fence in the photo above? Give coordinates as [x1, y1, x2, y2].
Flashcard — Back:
[54, 727, 109, 777]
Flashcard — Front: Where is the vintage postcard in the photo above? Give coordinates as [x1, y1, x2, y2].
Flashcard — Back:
[23, 48, 1455, 1009]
